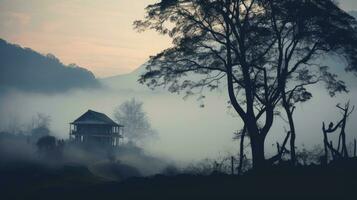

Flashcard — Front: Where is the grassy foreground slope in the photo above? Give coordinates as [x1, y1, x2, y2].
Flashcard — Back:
[1, 159, 356, 200]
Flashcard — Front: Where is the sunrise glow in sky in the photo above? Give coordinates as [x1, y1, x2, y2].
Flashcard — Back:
[0, 0, 356, 77]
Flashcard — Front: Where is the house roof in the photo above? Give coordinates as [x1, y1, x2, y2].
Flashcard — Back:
[71, 110, 123, 126]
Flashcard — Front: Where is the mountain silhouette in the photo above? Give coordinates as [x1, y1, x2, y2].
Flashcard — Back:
[0, 39, 100, 93]
[100, 63, 150, 92]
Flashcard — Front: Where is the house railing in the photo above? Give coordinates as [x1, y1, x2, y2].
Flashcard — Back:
[70, 130, 123, 137]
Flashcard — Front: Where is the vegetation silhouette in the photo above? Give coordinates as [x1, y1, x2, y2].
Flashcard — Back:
[135, 0, 357, 169]
[1, 0, 357, 199]
[114, 98, 157, 144]
[36, 135, 65, 160]
[1, 158, 357, 199]
[0, 39, 100, 93]
[322, 102, 355, 163]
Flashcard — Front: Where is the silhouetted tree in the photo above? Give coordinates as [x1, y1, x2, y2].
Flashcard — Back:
[270, 0, 356, 165]
[36, 135, 56, 150]
[322, 102, 354, 163]
[30, 113, 51, 129]
[36, 135, 56, 159]
[269, 130, 291, 164]
[135, 0, 357, 169]
[353, 139, 357, 157]
[29, 113, 51, 142]
[36, 135, 64, 160]
[5, 116, 22, 134]
[233, 126, 248, 175]
[114, 98, 157, 143]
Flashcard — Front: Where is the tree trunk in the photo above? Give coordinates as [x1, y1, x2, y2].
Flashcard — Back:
[251, 140, 265, 169]
[353, 139, 357, 157]
[226, 64, 267, 169]
[231, 156, 234, 175]
[286, 109, 296, 165]
[282, 93, 296, 165]
[237, 127, 246, 175]
[341, 115, 348, 158]
[249, 132, 266, 170]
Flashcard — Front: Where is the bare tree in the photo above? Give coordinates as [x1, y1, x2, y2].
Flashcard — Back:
[233, 126, 250, 174]
[135, 0, 357, 169]
[322, 102, 354, 163]
[29, 113, 51, 130]
[6, 115, 22, 134]
[29, 113, 51, 142]
[114, 98, 157, 143]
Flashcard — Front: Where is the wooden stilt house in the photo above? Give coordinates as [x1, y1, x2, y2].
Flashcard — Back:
[69, 110, 123, 147]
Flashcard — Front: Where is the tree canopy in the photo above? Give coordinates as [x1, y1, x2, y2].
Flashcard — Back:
[114, 98, 157, 143]
[135, 0, 357, 168]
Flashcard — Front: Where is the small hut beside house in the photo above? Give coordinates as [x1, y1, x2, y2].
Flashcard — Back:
[69, 110, 123, 147]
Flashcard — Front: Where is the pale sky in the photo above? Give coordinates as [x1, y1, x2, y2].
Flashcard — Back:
[0, 0, 356, 78]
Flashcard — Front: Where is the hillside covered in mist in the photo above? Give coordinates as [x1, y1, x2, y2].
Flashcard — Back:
[0, 39, 100, 93]
[0, 38, 356, 164]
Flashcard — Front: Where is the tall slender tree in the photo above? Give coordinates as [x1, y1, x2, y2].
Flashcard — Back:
[267, 0, 355, 164]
